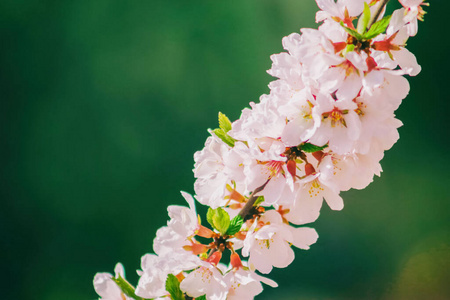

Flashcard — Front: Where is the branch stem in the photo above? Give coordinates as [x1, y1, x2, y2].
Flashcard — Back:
[368, 0, 390, 28]
[238, 179, 270, 219]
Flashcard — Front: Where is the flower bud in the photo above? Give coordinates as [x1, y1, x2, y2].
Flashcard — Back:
[287, 159, 297, 178]
[305, 163, 316, 176]
[206, 251, 222, 266]
[175, 272, 185, 282]
[312, 151, 324, 161]
[183, 241, 208, 255]
[230, 252, 243, 270]
[196, 225, 214, 238]
[234, 231, 246, 240]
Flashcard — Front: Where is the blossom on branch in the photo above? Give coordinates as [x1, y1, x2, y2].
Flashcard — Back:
[94, 1, 425, 299]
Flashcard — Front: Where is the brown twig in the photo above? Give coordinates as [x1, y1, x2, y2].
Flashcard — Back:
[238, 179, 270, 219]
[368, 0, 390, 28]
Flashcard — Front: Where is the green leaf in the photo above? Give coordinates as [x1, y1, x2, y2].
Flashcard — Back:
[300, 143, 328, 153]
[226, 215, 244, 235]
[343, 44, 355, 55]
[340, 21, 363, 40]
[111, 275, 146, 300]
[357, 2, 371, 34]
[218, 112, 232, 133]
[206, 207, 230, 235]
[363, 15, 392, 39]
[254, 196, 265, 206]
[214, 207, 230, 235]
[206, 208, 215, 229]
[212, 128, 235, 147]
[165, 274, 185, 300]
[212, 112, 235, 147]
[195, 296, 207, 300]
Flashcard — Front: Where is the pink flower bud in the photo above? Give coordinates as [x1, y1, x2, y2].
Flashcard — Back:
[312, 151, 324, 162]
[183, 241, 208, 255]
[287, 159, 297, 178]
[196, 225, 214, 238]
[230, 252, 243, 270]
[206, 251, 222, 266]
[305, 163, 316, 176]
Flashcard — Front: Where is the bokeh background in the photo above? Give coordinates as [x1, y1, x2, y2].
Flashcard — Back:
[1, 1, 449, 299]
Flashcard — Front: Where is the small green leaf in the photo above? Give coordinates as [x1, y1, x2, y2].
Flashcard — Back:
[254, 196, 265, 206]
[111, 275, 145, 300]
[357, 2, 371, 34]
[206, 207, 231, 235]
[206, 208, 215, 229]
[363, 15, 392, 39]
[226, 215, 244, 235]
[213, 207, 230, 235]
[218, 112, 232, 133]
[344, 44, 355, 55]
[300, 143, 328, 153]
[212, 112, 235, 147]
[212, 128, 235, 147]
[165, 274, 185, 300]
[195, 296, 207, 300]
[340, 21, 363, 40]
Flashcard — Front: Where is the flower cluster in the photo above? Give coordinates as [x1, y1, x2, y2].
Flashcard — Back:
[94, 1, 426, 299]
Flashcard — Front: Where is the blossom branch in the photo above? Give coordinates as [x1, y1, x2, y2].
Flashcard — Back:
[94, 0, 427, 298]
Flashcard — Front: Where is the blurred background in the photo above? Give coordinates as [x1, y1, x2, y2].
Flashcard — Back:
[1, 0, 449, 299]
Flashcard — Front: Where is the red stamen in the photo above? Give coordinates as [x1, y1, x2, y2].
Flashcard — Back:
[267, 160, 284, 178]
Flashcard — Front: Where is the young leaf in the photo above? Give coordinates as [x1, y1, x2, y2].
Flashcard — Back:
[212, 207, 230, 235]
[363, 15, 392, 39]
[206, 208, 215, 229]
[357, 2, 371, 34]
[195, 296, 207, 300]
[218, 112, 232, 133]
[340, 22, 363, 40]
[111, 275, 145, 300]
[206, 207, 231, 235]
[343, 44, 355, 55]
[212, 128, 235, 147]
[254, 196, 265, 206]
[226, 215, 244, 235]
[300, 143, 328, 153]
[165, 274, 185, 300]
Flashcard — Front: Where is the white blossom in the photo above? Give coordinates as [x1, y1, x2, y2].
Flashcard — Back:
[93, 263, 133, 300]
[135, 253, 201, 299]
[94, 1, 424, 298]
[225, 266, 278, 300]
[242, 210, 318, 273]
[180, 261, 228, 300]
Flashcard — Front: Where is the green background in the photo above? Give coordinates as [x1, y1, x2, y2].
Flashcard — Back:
[1, 1, 449, 299]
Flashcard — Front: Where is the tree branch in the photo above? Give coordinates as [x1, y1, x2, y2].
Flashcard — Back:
[368, 0, 390, 28]
[238, 179, 270, 219]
